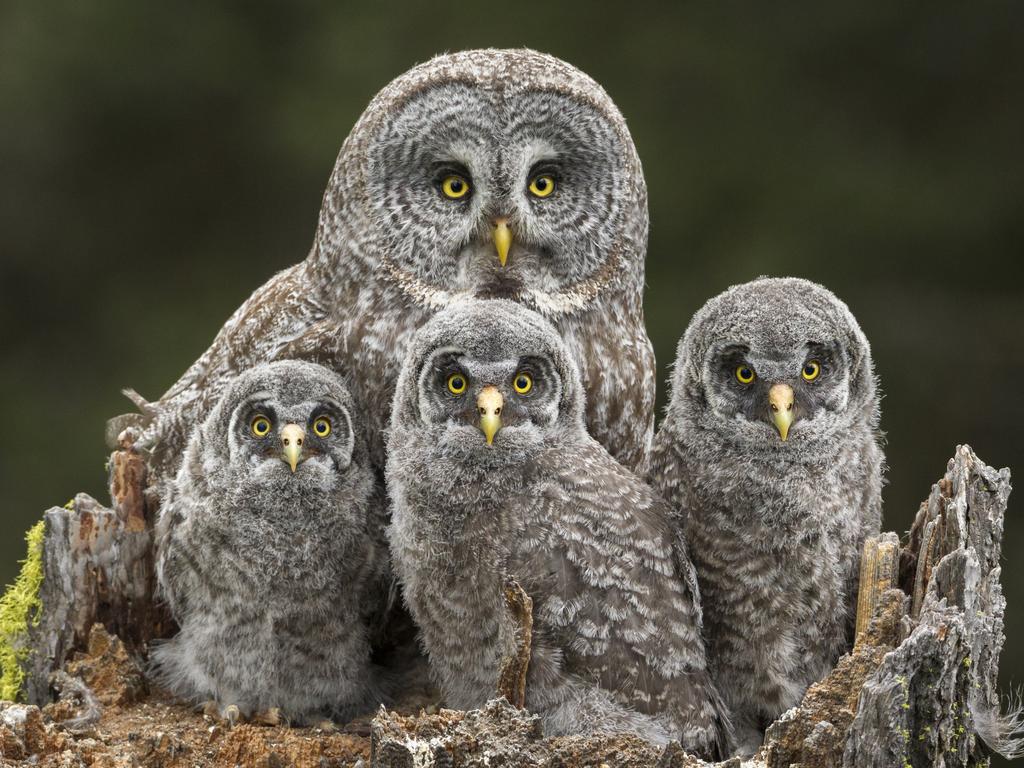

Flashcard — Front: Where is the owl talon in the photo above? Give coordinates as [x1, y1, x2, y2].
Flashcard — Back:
[314, 719, 339, 733]
[252, 708, 283, 727]
[200, 701, 244, 728]
[223, 704, 242, 728]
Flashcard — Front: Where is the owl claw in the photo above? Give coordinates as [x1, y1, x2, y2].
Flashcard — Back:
[201, 701, 243, 728]
[223, 704, 242, 727]
[252, 708, 283, 727]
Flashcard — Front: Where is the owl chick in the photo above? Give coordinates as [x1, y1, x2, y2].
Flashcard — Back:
[130, 48, 655, 496]
[648, 277, 884, 755]
[386, 299, 728, 758]
[153, 360, 389, 724]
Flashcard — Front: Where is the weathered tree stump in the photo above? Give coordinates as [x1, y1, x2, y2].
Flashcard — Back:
[842, 445, 1019, 766]
[0, 444, 1019, 767]
[3, 428, 170, 706]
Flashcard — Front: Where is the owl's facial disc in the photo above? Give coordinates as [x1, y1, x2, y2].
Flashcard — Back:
[708, 340, 849, 446]
[237, 398, 352, 483]
[417, 347, 561, 457]
[369, 84, 624, 304]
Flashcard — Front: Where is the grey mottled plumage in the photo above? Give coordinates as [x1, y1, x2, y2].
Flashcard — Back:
[133, 48, 654, 491]
[153, 360, 389, 723]
[386, 299, 727, 757]
[648, 277, 884, 755]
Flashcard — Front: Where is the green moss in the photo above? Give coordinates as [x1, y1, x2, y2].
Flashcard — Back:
[0, 520, 45, 701]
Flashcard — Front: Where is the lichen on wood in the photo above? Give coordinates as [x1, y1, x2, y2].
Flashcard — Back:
[0, 520, 45, 701]
[844, 445, 1021, 766]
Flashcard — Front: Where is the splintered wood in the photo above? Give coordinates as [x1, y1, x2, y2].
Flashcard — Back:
[496, 578, 534, 709]
[854, 532, 900, 645]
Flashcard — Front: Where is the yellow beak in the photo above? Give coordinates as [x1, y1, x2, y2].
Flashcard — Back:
[281, 423, 305, 472]
[492, 218, 512, 268]
[477, 386, 503, 445]
[769, 383, 795, 441]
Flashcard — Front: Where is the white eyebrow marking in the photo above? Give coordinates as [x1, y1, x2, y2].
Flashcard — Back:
[523, 139, 558, 169]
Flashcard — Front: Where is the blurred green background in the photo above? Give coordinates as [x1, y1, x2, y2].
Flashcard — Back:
[1, 0, 1021, 755]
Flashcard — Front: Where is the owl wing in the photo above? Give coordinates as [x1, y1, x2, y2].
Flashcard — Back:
[154, 477, 204, 619]
[154, 465, 259, 622]
[572, 316, 656, 474]
[513, 440, 725, 753]
[140, 260, 330, 479]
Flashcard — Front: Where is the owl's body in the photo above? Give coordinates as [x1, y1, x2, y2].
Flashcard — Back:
[154, 361, 389, 723]
[135, 49, 654, 491]
[387, 300, 727, 757]
[649, 277, 883, 755]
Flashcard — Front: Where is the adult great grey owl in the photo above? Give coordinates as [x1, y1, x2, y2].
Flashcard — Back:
[153, 360, 389, 724]
[386, 299, 728, 758]
[648, 277, 884, 755]
[131, 48, 654, 489]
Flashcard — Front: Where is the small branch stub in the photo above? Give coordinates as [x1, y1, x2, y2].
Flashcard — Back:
[496, 579, 533, 709]
[110, 428, 147, 533]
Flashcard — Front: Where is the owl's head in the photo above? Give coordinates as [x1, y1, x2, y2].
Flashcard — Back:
[197, 360, 363, 495]
[390, 298, 583, 464]
[666, 277, 878, 456]
[319, 49, 646, 315]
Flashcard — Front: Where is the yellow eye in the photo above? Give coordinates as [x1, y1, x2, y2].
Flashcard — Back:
[528, 174, 555, 198]
[447, 373, 468, 395]
[313, 417, 332, 437]
[441, 175, 470, 199]
[251, 416, 271, 437]
[735, 365, 756, 385]
[802, 360, 821, 381]
[512, 372, 533, 394]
